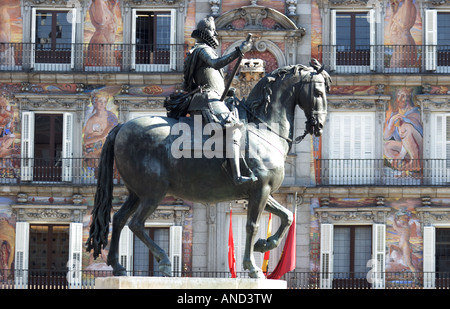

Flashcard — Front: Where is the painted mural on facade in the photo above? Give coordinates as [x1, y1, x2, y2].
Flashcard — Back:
[0, 199, 15, 282]
[0, 0, 22, 66]
[84, 0, 123, 67]
[384, 0, 422, 68]
[385, 199, 422, 280]
[82, 86, 120, 173]
[383, 86, 423, 179]
[310, 197, 423, 284]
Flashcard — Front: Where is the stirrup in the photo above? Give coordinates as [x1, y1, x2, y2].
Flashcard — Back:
[233, 175, 256, 185]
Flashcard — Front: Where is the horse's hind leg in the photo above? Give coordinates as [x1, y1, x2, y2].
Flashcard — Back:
[107, 192, 139, 276]
[254, 195, 293, 253]
[129, 197, 172, 277]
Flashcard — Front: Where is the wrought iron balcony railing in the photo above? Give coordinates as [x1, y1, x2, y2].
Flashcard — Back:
[3, 269, 450, 289]
[2, 158, 450, 186]
[0, 42, 187, 73]
[319, 44, 450, 74]
[0, 157, 122, 185]
[317, 159, 450, 186]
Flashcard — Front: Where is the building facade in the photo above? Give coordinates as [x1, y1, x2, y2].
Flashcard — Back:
[0, 0, 449, 289]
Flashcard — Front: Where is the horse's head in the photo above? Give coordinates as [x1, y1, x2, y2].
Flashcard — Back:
[299, 60, 331, 137]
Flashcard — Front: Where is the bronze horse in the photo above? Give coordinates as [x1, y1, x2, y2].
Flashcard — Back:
[86, 63, 330, 279]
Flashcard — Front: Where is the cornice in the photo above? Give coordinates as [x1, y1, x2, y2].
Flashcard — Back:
[12, 204, 87, 223]
[314, 206, 392, 224]
[14, 93, 90, 111]
[327, 94, 391, 111]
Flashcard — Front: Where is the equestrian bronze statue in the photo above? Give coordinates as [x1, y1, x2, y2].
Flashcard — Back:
[86, 18, 331, 279]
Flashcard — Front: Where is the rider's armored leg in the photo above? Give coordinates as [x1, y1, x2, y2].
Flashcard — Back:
[229, 127, 257, 185]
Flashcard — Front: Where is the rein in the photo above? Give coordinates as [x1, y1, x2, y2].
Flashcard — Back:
[239, 101, 294, 144]
[239, 76, 319, 145]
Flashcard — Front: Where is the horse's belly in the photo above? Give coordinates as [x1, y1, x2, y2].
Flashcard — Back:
[167, 158, 248, 203]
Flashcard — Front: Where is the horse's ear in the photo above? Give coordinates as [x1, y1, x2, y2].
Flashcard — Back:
[310, 58, 324, 74]
[316, 65, 324, 74]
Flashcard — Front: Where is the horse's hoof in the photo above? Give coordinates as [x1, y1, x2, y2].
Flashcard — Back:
[254, 239, 267, 253]
[113, 268, 128, 276]
[249, 269, 265, 279]
[159, 264, 172, 277]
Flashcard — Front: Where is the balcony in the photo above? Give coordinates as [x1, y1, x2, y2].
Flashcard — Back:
[2, 158, 450, 187]
[319, 44, 450, 74]
[0, 42, 187, 73]
[318, 159, 450, 186]
[3, 269, 450, 289]
[0, 157, 121, 185]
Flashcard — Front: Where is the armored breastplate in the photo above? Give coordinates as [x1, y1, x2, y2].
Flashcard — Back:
[194, 65, 226, 95]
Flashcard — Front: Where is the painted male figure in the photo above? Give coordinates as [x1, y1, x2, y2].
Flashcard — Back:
[183, 17, 256, 185]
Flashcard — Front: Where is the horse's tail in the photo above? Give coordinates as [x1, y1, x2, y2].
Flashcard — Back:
[85, 123, 123, 259]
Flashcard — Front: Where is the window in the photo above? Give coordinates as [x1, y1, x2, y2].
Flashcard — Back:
[135, 11, 171, 65]
[436, 229, 450, 274]
[423, 226, 450, 288]
[125, 226, 182, 276]
[131, 9, 176, 71]
[320, 224, 386, 289]
[14, 222, 82, 289]
[326, 112, 375, 185]
[134, 227, 169, 276]
[335, 12, 370, 65]
[425, 10, 450, 70]
[21, 112, 73, 182]
[31, 8, 77, 70]
[430, 114, 450, 184]
[333, 226, 372, 288]
[29, 224, 70, 288]
[437, 13, 450, 66]
[330, 10, 375, 70]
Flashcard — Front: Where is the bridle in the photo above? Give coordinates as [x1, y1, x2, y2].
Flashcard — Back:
[241, 71, 325, 145]
[293, 72, 325, 144]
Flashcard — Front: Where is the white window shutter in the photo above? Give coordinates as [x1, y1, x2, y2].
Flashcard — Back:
[68, 222, 83, 289]
[31, 8, 36, 69]
[170, 225, 182, 275]
[320, 224, 333, 289]
[70, 8, 77, 69]
[328, 113, 375, 184]
[119, 225, 134, 273]
[62, 113, 73, 182]
[170, 9, 177, 71]
[131, 9, 137, 71]
[434, 114, 444, 159]
[14, 222, 29, 289]
[21, 111, 34, 181]
[371, 224, 386, 289]
[330, 10, 336, 71]
[423, 226, 436, 289]
[431, 114, 449, 184]
[369, 9, 376, 71]
[329, 114, 342, 185]
[425, 10, 437, 71]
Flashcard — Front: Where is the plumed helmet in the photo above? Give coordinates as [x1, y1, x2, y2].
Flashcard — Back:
[191, 16, 219, 48]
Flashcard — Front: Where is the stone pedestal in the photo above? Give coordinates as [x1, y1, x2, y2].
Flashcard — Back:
[95, 276, 287, 289]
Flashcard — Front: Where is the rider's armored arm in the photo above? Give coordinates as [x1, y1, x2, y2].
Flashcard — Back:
[198, 46, 242, 70]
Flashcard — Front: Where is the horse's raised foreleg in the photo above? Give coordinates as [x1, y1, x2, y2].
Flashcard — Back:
[107, 192, 140, 276]
[243, 186, 270, 279]
[254, 195, 293, 253]
[129, 198, 172, 277]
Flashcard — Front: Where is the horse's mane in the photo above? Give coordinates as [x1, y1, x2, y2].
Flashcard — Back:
[243, 63, 331, 121]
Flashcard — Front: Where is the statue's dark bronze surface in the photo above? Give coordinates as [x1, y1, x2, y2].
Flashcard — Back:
[86, 18, 331, 279]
